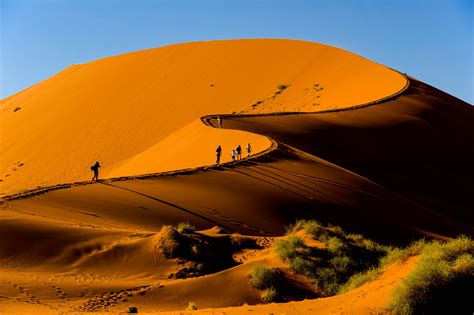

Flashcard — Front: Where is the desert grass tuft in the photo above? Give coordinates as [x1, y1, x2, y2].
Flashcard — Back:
[186, 302, 198, 310]
[389, 235, 473, 314]
[261, 286, 278, 303]
[176, 222, 196, 234]
[249, 265, 280, 289]
[278, 219, 388, 296]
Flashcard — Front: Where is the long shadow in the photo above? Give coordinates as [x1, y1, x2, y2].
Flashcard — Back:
[100, 182, 235, 232]
[232, 169, 319, 204]
[245, 156, 384, 200]
[248, 166, 342, 203]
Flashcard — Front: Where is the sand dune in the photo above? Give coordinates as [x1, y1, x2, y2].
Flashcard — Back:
[0, 39, 472, 313]
[1, 39, 405, 195]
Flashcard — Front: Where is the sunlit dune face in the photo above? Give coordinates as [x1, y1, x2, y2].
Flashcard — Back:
[0, 39, 405, 195]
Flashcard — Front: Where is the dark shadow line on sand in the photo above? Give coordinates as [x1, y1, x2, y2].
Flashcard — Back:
[232, 168, 320, 204]
[247, 165, 342, 203]
[99, 182, 236, 232]
[245, 149, 384, 200]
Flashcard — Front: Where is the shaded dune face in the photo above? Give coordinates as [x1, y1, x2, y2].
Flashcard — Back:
[223, 79, 474, 224]
[1, 40, 473, 313]
[0, 39, 405, 195]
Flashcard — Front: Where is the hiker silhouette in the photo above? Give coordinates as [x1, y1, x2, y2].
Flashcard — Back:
[216, 145, 222, 165]
[236, 145, 242, 160]
[91, 161, 101, 181]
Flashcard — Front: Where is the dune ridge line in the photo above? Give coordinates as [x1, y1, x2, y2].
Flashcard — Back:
[2, 72, 408, 202]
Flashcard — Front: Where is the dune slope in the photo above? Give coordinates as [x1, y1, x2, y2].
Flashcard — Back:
[0, 39, 405, 194]
[0, 39, 472, 314]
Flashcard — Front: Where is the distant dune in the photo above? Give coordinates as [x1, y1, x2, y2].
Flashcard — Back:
[0, 39, 472, 313]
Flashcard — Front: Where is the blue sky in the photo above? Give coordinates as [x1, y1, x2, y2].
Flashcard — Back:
[1, 0, 472, 103]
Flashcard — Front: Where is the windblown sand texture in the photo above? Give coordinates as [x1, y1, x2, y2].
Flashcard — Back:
[0, 39, 472, 313]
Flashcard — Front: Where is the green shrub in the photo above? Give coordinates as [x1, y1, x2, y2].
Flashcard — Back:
[285, 219, 307, 234]
[389, 236, 474, 314]
[381, 239, 427, 267]
[274, 235, 307, 261]
[279, 220, 389, 296]
[286, 219, 329, 240]
[249, 265, 280, 289]
[314, 267, 341, 295]
[277, 84, 289, 90]
[289, 256, 316, 276]
[326, 237, 346, 255]
[329, 255, 350, 273]
[127, 306, 138, 313]
[176, 222, 196, 234]
[261, 286, 278, 303]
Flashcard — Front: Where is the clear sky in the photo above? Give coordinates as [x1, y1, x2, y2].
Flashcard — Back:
[1, 0, 473, 103]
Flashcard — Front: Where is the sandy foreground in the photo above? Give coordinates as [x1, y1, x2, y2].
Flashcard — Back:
[0, 39, 473, 314]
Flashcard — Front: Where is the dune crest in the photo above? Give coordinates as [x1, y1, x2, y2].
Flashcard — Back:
[1, 39, 405, 194]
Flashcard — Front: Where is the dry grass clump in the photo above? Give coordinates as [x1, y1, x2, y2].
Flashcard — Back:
[249, 265, 281, 303]
[261, 286, 278, 303]
[155, 225, 187, 258]
[389, 235, 473, 314]
[176, 222, 196, 234]
[249, 265, 280, 289]
[277, 220, 387, 296]
[229, 233, 257, 249]
[156, 225, 259, 280]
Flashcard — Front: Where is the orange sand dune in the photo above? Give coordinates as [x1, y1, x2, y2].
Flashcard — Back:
[223, 78, 474, 222]
[0, 39, 405, 195]
[162, 257, 420, 315]
[0, 39, 472, 314]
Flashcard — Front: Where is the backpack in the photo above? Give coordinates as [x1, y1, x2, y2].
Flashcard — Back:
[90, 165, 95, 171]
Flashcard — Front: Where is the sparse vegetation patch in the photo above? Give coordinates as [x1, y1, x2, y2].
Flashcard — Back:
[176, 222, 196, 234]
[281, 220, 473, 313]
[249, 265, 282, 303]
[154, 225, 256, 279]
[278, 220, 388, 295]
[389, 236, 473, 314]
[249, 265, 280, 289]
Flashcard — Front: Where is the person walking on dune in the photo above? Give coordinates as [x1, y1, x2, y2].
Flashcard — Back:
[91, 161, 101, 181]
[246, 143, 252, 157]
[216, 145, 222, 165]
[236, 144, 242, 160]
[231, 149, 236, 162]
